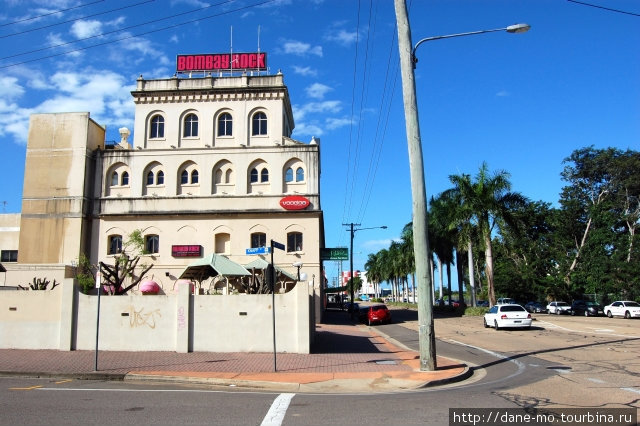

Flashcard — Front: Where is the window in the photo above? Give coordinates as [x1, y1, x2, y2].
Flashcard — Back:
[218, 112, 232, 136]
[108, 235, 122, 255]
[250, 168, 259, 183]
[145, 235, 159, 254]
[111, 172, 118, 186]
[260, 168, 269, 183]
[252, 111, 267, 136]
[287, 232, 303, 253]
[296, 167, 304, 182]
[147, 171, 154, 185]
[121, 171, 129, 186]
[191, 170, 199, 184]
[184, 113, 198, 137]
[285, 168, 294, 183]
[157, 170, 164, 185]
[251, 232, 266, 248]
[150, 115, 165, 138]
[215, 233, 230, 254]
[1, 250, 18, 262]
[181, 170, 189, 184]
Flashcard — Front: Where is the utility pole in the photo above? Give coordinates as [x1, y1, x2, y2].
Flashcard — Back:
[394, 0, 437, 371]
[343, 222, 360, 320]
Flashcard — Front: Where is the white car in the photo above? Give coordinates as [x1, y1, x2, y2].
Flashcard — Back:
[546, 301, 571, 315]
[484, 304, 532, 330]
[603, 301, 640, 319]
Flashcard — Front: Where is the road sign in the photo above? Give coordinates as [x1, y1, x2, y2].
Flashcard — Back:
[246, 247, 270, 255]
[321, 247, 349, 260]
[271, 240, 285, 251]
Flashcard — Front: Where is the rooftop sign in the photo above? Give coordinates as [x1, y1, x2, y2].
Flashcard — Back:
[176, 52, 267, 73]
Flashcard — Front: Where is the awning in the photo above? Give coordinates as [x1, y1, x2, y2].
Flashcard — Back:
[244, 258, 298, 281]
[179, 253, 251, 282]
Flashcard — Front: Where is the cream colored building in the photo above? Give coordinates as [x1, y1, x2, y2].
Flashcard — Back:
[1, 71, 325, 321]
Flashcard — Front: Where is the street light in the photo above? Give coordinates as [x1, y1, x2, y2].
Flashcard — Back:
[344, 223, 387, 319]
[394, 0, 530, 371]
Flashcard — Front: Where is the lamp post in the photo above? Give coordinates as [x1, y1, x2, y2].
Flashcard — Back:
[394, 0, 530, 371]
[344, 223, 387, 319]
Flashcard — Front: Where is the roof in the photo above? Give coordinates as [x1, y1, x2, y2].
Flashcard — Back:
[244, 258, 297, 281]
[179, 253, 251, 281]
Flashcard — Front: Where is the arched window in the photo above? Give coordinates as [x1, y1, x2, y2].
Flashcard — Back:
[108, 235, 122, 255]
[218, 112, 232, 136]
[285, 168, 294, 183]
[296, 167, 304, 182]
[150, 115, 165, 138]
[146, 171, 154, 185]
[184, 113, 199, 137]
[287, 232, 303, 253]
[157, 170, 164, 185]
[260, 168, 269, 183]
[111, 172, 119, 186]
[191, 170, 199, 184]
[181, 170, 189, 184]
[252, 111, 267, 136]
[250, 168, 259, 183]
[121, 171, 129, 186]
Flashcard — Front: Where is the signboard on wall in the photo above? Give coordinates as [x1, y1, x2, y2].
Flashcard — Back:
[280, 195, 310, 211]
[176, 52, 267, 73]
[321, 247, 349, 261]
[171, 245, 202, 257]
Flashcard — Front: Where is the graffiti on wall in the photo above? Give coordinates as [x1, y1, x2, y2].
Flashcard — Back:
[128, 306, 162, 329]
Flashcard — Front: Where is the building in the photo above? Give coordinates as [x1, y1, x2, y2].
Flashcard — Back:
[1, 62, 325, 323]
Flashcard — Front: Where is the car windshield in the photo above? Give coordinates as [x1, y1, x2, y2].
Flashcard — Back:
[500, 305, 526, 312]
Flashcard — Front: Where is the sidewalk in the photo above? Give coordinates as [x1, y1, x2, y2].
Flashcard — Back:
[0, 310, 470, 393]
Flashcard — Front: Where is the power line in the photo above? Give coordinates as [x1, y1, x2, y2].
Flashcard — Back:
[0, 0, 155, 39]
[567, 0, 640, 17]
[0, 0, 105, 28]
[0, 0, 276, 70]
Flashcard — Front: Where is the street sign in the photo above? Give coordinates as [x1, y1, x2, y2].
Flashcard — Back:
[321, 247, 349, 260]
[271, 241, 285, 251]
[246, 247, 270, 255]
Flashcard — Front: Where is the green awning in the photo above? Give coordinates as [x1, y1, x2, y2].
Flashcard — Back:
[179, 253, 251, 281]
[244, 258, 298, 281]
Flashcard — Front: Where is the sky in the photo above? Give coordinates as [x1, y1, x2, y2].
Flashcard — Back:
[0, 0, 638, 290]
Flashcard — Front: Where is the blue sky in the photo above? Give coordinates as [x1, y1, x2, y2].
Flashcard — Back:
[1, 0, 638, 289]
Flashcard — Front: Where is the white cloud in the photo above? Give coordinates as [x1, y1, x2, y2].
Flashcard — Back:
[326, 117, 352, 130]
[70, 20, 103, 39]
[283, 41, 323, 57]
[496, 90, 510, 97]
[325, 28, 359, 46]
[292, 66, 318, 77]
[293, 122, 324, 137]
[0, 77, 25, 100]
[306, 83, 332, 99]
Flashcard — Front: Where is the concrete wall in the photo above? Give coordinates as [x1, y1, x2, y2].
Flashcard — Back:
[0, 279, 311, 353]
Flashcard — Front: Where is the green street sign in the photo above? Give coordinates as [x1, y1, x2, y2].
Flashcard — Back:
[321, 247, 349, 260]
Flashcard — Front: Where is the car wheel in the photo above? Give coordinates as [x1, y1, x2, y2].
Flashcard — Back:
[556, 309, 560, 315]
[494, 320, 499, 330]
[483, 318, 489, 328]
[571, 310, 575, 316]
[607, 311, 612, 318]
[585, 310, 589, 317]
[625, 311, 631, 319]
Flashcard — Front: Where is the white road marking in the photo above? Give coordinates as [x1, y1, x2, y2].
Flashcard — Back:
[260, 393, 295, 426]
[587, 378, 605, 384]
[621, 387, 640, 395]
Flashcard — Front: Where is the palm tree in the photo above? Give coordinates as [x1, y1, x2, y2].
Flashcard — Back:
[429, 196, 456, 305]
[364, 252, 384, 298]
[445, 162, 527, 306]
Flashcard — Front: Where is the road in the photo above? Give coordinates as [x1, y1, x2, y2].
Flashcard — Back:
[1, 310, 638, 426]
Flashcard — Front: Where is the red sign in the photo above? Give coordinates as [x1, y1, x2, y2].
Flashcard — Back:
[176, 52, 267, 73]
[280, 196, 310, 210]
[171, 245, 202, 257]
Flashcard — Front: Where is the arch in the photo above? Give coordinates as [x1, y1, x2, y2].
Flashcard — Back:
[216, 110, 233, 137]
[283, 158, 306, 194]
[149, 113, 165, 139]
[250, 109, 268, 137]
[212, 159, 235, 195]
[105, 162, 131, 196]
[142, 161, 165, 196]
[247, 159, 270, 194]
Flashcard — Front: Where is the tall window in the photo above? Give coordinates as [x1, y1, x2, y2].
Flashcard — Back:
[150, 115, 165, 138]
[121, 171, 129, 186]
[260, 168, 269, 183]
[250, 168, 259, 183]
[181, 170, 189, 184]
[108, 235, 122, 255]
[184, 113, 199, 137]
[295, 167, 304, 182]
[287, 232, 303, 253]
[218, 112, 232, 136]
[147, 171, 154, 185]
[215, 233, 230, 254]
[1, 250, 18, 262]
[145, 235, 159, 254]
[191, 170, 199, 184]
[251, 232, 266, 248]
[285, 168, 294, 183]
[111, 172, 119, 186]
[156, 170, 164, 185]
[252, 112, 267, 136]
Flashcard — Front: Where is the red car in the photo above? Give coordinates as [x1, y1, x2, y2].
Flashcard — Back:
[359, 304, 392, 326]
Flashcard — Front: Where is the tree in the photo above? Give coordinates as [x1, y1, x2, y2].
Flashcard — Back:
[99, 230, 154, 295]
[445, 162, 527, 306]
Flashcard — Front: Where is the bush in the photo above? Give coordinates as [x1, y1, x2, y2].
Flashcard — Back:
[464, 306, 490, 316]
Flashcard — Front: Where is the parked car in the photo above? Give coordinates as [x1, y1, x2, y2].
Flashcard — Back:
[524, 301, 546, 313]
[571, 300, 603, 317]
[476, 300, 490, 307]
[603, 301, 640, 319]
[359, 304, 392, 326]
[343, 301, 360, 313]
[546, 301, 571, 315]
[483, 304, 532, 330]
[496, 298, 517, 305]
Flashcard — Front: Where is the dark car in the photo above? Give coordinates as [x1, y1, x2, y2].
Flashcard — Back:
[359, 304, 392, 326]
[525, 301, 546, 313]
[571, 300, 602, 317]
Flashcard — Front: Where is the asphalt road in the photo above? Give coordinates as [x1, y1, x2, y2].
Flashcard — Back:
[1, 309, 638, 426]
